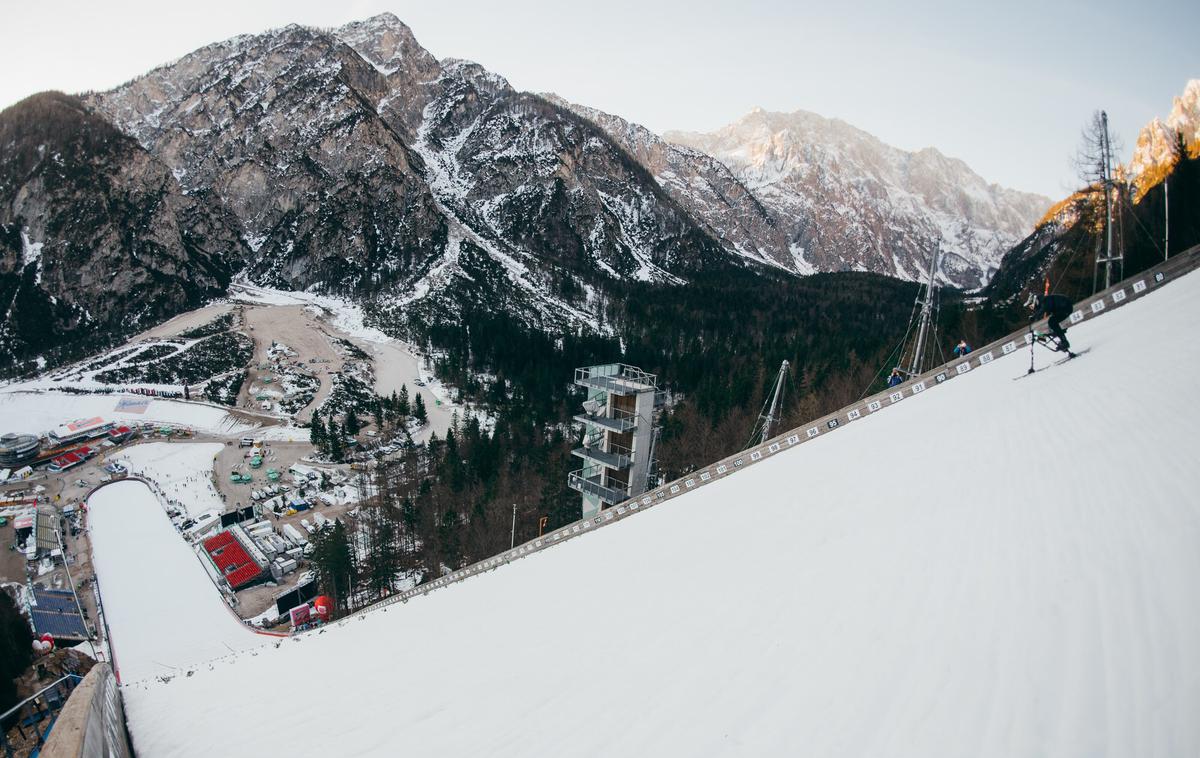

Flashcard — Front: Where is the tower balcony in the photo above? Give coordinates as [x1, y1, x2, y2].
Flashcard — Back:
[574, 364, 658, 396]
[567, 468, 629, 505]
[571, 442, 634, 470]
[573, 406, 639, 433]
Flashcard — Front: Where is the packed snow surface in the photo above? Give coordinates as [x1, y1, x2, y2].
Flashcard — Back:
[112, 442, 224, 517]
[0, 391, 251, 436]
[118, 271, 1200, 756]
[88, 480, 263, 683]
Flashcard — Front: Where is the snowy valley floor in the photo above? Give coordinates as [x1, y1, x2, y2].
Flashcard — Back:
[0, 391, 253, 437]
[112, 271, 1200, 757]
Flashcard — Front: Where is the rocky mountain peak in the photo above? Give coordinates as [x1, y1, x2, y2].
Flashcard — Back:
[440, 59, 512, 99]
[666, 107, 1050, 288]
[335, 13, 436, 77]
[1167, 78, 1200, 154]
[1127, 79, 1199, 199]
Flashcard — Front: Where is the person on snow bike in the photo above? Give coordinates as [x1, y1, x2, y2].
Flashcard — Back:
[1026, 292, 1074, 353]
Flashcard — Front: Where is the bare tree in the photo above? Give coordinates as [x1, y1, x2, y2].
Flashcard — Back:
[1073, 110, 1123, 191]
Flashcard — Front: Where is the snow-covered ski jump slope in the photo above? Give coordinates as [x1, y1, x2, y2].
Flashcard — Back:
[121, 266, 1199, 757]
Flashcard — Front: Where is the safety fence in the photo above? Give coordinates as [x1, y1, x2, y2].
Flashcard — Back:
[351, 246, 1200, 619]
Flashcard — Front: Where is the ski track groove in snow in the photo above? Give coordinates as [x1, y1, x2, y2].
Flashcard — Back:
[111, 269, 1200, 757]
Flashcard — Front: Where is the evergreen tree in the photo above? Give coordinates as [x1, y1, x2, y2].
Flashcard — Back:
[398, 385, 411, 417]
[372, 398, 383, 429]
[413, 392, 427, 424]
[311, 521, 355, 614]
[444, 428, 465, 491]
[365, 505, 399, 600]
[310, 409, 325, 447]
[328, 419, 345, 462]
[344, 410, 360, 435]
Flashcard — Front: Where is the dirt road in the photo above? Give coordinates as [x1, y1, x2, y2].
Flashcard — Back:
[135, 303, 234, 341]
[352, 339, 453, 443]
[238, 305, 345, 423]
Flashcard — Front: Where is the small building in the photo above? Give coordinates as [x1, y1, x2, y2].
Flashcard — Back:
[0, 433, 40, 467]
[28, 588, 90, 646]
[287, 464, 322, 483]
[12, 512, 34, 549]
[48, 452, 85, 473]
[35, 505, 58, 553]
[185, 510, 223, 541]
[48, 417, 115, 446]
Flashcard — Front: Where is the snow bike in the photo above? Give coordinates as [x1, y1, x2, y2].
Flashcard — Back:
[1030, 330, 1077, 359]
[1018, 327, 1086, 378]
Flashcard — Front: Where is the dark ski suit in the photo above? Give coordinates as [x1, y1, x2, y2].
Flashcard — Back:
[1033, 294, 1073, 350]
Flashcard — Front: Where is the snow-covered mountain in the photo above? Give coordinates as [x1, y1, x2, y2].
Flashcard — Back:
[4, 13, 1056, 370]
[544, 95, 801, 273]
[1127, 79, 1200, 199]
[84, 15, 724, 338]
[666, 109, 1051, 288]
[985, 79, 1200, 307]
[0, 92, 242, 369]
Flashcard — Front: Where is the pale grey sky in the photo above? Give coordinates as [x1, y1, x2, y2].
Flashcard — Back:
[2, 0, 1195, 198]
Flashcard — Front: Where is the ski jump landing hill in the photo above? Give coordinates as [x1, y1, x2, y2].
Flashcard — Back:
[365, 245, 1200, 612]
[94, 250, 1200, 756]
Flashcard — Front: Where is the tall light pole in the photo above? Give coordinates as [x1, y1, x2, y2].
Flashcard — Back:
[1165, 178, 1170, 260]
[510, 503, 516, 549]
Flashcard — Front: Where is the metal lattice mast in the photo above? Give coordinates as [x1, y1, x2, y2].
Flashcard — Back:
[1094, 111, 1122, 291]
[760, 360, 789, 445]
[907, 242, 941, 377]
